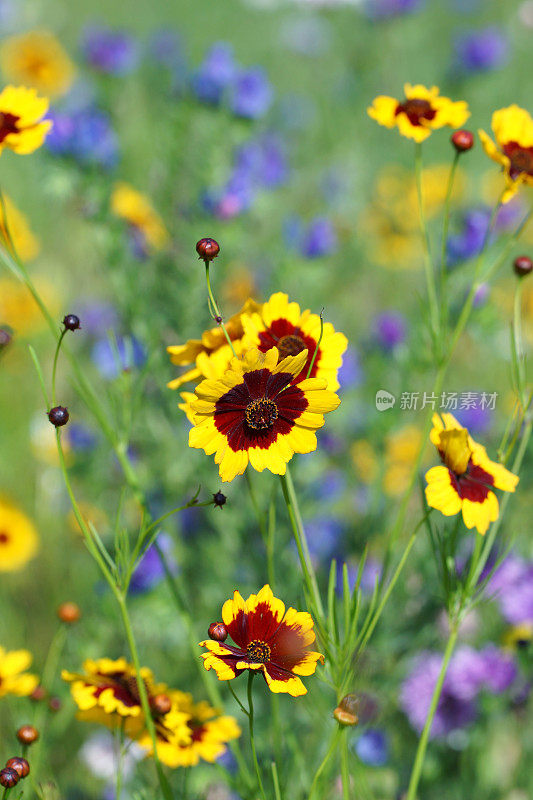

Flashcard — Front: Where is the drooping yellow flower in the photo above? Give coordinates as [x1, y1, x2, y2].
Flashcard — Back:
[0, 194, 40, 260]
[0, 85, 51, 155]
[200, 584, 324, 697]
[241, 292, 348, 391]
[368, 84, 469, 143]
[0, 647, 38, 698]
[138, 690, 241, 768]
[425, 413, 519, 535]
[0, 31, 75, 98]
[0, 499, 39, 572]
[110, 182, 168, 253]
[188, 347, 340, 482]
[479, 105, 533, 203]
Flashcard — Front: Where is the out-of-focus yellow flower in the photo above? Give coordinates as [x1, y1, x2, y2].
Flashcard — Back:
[0, 85, 51, 155]
[503, 623, 532, 650]
[0, 647, 38, 697]
[0, 194, 40, 260]
[111, 182, 168, 253]
[0, 277, 57, 335]
[223, 267, 257, 306]
[350, 439, 379, 484]
[0, 31, 75, 98]
[67, 503, 108, 538]
[479, 105, 533, 204]
[368, 84, 469, 142]
[30, 414, 71, 466]
[0, 499, 39, 572]
[383, 425, 423, 497]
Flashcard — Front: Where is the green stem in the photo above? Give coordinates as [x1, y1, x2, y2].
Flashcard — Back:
[116, 720, 126, 800]
[247, 673, 267, 800]
[308, 727, 341, 800]
[204, 261, 237, 357]
[439, 151, 460, 335]
[271, 761, 282, 800]
[30, 625, 68, 774]
[414, 142, 440, 352]
[513, 279, 526, 404]
[340, 728, 351, 800]
[51, 329, 67, 407]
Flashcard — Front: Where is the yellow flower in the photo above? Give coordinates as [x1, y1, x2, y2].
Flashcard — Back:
[167, 298, 261, 390]
[111, 182, 168, 253]
[368, 84, 469, 142]
[200, 584, 324, 697]
[479, 105, 533, 203]
[241, 292, 348, 391]
[0, 194, 40, 260]
[0, 499, 39, 572]
[188, 347, 340, 482]
[383, 425, 423, 497]
[350, 440, 379, 484]
[138, 691, 241, 768]
[0, 85, 51, 155]
[425, 413, 519, 535]
[0, 277, 57, 335]
[0, 647, 38, 698]
[0, 31, 75, 98]
[503, 623, 532, 651]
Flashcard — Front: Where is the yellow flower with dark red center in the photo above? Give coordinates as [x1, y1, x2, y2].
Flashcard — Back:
[167, 298, 261, 391]
[241, 292, 347, 391]
[425, 413, 519, 535]
[0, 647, 38, 698]
[138, 691, 240, 767]
[0, 499, 39, 572]
[479, 105, 533, 203]
[110, 182, 168, 253]
[0, 31, 75, 98]
[199, 584, 324, 697]
[0, 85, 51, 155]
[0, 194, 40, 260]
[188, 347, 340, 482]
[368, 84, 469, 143]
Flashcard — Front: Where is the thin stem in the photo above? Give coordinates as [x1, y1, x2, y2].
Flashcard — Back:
[439, 151, 460, 335]
[51, 329, 67, 407]
[340, 728, 351, 800]
[308, 727, 341, 800]
[271, 761, 282, 800]
[406, 623, 459, 800]
[414, 142, 440, 352]
[205, 261, 237, 357]
[228, 681, 249, 717]
[513, 279, 526, 404]
[116, 720, 126, 800]
[247, 673, 267, 800]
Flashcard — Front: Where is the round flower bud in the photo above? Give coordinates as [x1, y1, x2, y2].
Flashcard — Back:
[215, 315, 223, 324]
[62, 314, 81, 332]
[151, 693, 172, 715]
[0, 768, 19, 788]
[0, 328, 12, 350]
[333, 693, 359, 726]
[30, 686, 47, 702]
[48, 697, 62, 712]
[513, 255, 533, 277]
[16, 725, 39, 746]
[47, 406, 69, 428]
[208, 622, 228, 642]
[451, 130, 474, 152]
[5, 758, 30, 779]
[196, 238, 220, 261]
[57, 601, 81, 624]
[212, 491, 227, 509]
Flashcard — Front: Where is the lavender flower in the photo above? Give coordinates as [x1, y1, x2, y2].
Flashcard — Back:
[130, 534, 177, 594]
[489, 554, 533, 626]
[454, 27, 508, 73]
[285, 216, 338, 259]
[46, 106, 119, 170]
[191, 43, 237, 105]
[372, 311, 407, 351]
[75, 301, 119, 335]
[353, 729, 388, 766]
[230, 67, 273, 119]
[81, 26, 139, 75]
[302, 516, 345, 562]
[91, 335, 146, 379]
[337, 347, 363, 389]
[364, 0, 424, 19]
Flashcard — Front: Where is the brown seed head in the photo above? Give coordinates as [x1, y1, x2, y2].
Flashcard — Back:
[5, 758, 30, 779]
[0, 767, 20, 788]
[514, 255, 533, 277]
[451, 129, 474, 152]
[151, 693, 172, 715]
[47, 406, 69, 428]
[208, 622, 228, 642]
[196, 237, 220, 261]
[16, 725, 39, 745]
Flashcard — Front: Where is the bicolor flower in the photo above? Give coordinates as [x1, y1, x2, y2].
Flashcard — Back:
[0, 648, 38, 698]
[479, 105, 533, 203]
[241, 292, 347, 390]
[199, 584, 324, 697]
[188, 346, 340, 482]
[0, 85, 52, 155]
[367, 84, 469, 142]
[424, 413, 518, 535]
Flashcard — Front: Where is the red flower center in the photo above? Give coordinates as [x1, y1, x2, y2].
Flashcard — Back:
[449, 462, 495, 503]
[246, 640, 271, 663]
[257, 319, 319, 382]
[0, 112, 21, 144]
[245, 398, 278, 430]
[277, 334, 307, 360]
[503, 141, 533, 180]
[0, 531, 10, 544]
[395, 98, 436, 127]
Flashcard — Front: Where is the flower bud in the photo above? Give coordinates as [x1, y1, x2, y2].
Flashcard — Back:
[0, 767, 19, 788]
[208, 622, 228, 642]
[212, 491, 227, 509]
[513, 255, 533, 277]
[62, 314, 81, 332]
[196, 237, 220, 261]
[30, 686, 47, 702]
[16, 725, 39, 746]
[48, 697, 62, 712]
[0, 328, 12, 350]
[57, 601, 81, 624]
[5, 758, 30, 779]
[151, 693, 172, 715]
[451, 129, 474, 152]
[333, 693, 359, 726]
[47, 406, 69, 427]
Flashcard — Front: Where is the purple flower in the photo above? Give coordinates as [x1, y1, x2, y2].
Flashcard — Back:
[454, 27, 508, 73]
[364, 0, 424, 19]
[489, 554, 533, 626]
[477, 645, 517, 693]
[447, 209, 490, 265]
[353, 729, 388, 766]
[230, 67, 273, 119]
[81, 26, 139, 75]
[191, 43, 237, 105]
[67, 423, 98, 451]
[372, 311, 407, 351]
[302, 517, 345, 563]
[76, 301, 119, 335]
[473, 283, 490, 308]
[46, 106, 119, 169]
[149, 30, 184, 68]
[313, 469, 346, 502]
[130, 534, 177, 594]
[285, 216, 338, 259]
[91, 335, 146, 379]
[337, 557, 382, 596]
[454, 403, 492, 435]
[337, 347, 363, 389]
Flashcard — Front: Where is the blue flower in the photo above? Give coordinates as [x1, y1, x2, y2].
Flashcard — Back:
[285, 216, 338, 259]
[337, 347, 363, 389]
[372, 311, 407, 351]
[191, 42, 237, 105]
[230, 67, 273, 119]
[364, 0, 424, 19]
[302, 516, 345, 563]
[67, 423, 98, 451]
[353, 729, 388, 766]
[81, 25, 139, 75]
[130, 534, 177, 594]
[46, 106, 119, 170]
[91, 335, 146, 379]
[454, 27, 508, 73]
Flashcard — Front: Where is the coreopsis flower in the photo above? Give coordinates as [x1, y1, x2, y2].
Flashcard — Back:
[0, 31, 75, 98]
[0, 86, 52, 155]
[110, 182, 168, 256]
[188, 347, 340, 482]
[0, 194, 39, 260]
[0, 500, 39, 572]
[424, 413, 519, 535]
[199, 584, 324, 697]
[367, 84, 469, 142]
[167, 298, 261, 390]
[241, 292, 348, 390]
[0, 648, 39, 698]
[479, 105, 533, 203]
[138, 691, 240, 767]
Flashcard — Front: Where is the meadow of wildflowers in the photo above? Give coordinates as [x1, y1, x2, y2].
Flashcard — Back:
[0, 1, 532, 799]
